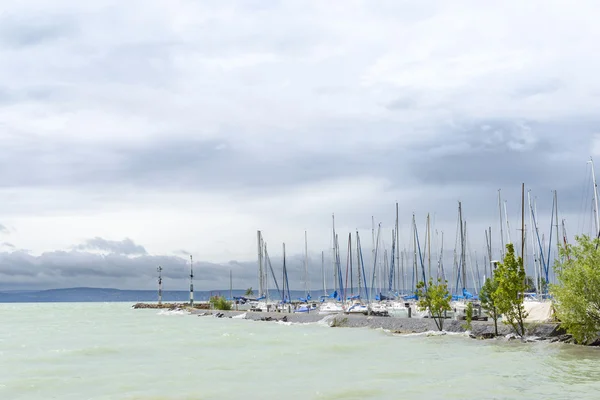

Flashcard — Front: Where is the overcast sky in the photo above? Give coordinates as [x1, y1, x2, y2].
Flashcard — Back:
[1, 1, 600, 291]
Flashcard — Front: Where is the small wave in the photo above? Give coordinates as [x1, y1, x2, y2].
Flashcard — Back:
[157, 309, 190, 316]
[231, 313, 246, 319]
[316, 314, 337, 327]
[397, 330, 466, 337]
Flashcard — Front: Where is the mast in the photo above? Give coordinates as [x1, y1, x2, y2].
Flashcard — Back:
[257, 231, 264, 297]
[189, 255, 194, 306]
[369, 223, 381, 303]
[282, 242, 290, 303]
[157, 266, 163, 305]
[400, 249, 405, 293]
[321, 250, 326, 296]
[459, 201, 466, 292]
[436, 231, 443, 280]
[554, 190, 560, 263]
[348, 233, 353, 296]
[304, 230, 309, 298]
[561, 219, 569, 261]
[356, 232, 361, 299]
[395, 202, 400, 291]
[372, 216, 375, 271]
[427, 213, 431, 281]
[498, 189, 505, 258]
[265, 241, 269, 304]
[229, 269, 232, 302]
[521, 183, 525, 271]
[504, 200, 512, 244]
[528, 191, 539, 294]
[390, 230, 396, 292]
[332, 214, 337, 294]
[485, 227, 492, 279]
[412, 214, 418, 293]
[590, 157, 600, 238]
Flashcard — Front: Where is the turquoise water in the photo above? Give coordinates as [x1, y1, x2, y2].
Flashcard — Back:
[1, 303, 599, 399]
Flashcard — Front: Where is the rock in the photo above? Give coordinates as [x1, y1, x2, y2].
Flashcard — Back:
[557, 334, 573, 343]
[480, 332, 496, 340]
[525, 336, 542, 343]
[281, 316, 288, 322]
[469, 333, 477, 339]
[587, 338, 600, 346]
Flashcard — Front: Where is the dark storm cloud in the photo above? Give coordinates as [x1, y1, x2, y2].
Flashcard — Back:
[0, 248, 300, 291]
[404, 119, 600, 215]
[75, 237, 148, 256]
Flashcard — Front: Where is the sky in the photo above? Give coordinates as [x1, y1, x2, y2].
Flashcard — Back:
[1, 0, 600, 291]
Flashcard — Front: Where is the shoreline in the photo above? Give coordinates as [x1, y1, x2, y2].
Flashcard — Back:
[190, 309, 576, 343]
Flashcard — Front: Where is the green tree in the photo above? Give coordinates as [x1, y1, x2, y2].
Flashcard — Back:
[463, 302, 473, 331]
[480, 276, 500, 336]
[416, 278, 451, 331]
[245, 287, 254, 296]
[210, 295, 232, 311]
[551, 235, 600, 344]
[495, 243, 528, 337]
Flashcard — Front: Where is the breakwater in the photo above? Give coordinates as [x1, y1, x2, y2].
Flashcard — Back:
[192, 309, 574, 342]
[133, 302, 210, 310]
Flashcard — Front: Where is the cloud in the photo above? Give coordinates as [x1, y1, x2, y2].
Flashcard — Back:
[0, 1, 599, 289]
[0, 248, 330, 292]
[0, 13, 77, 48]
[75, 237, 148, 256]
[0, 224, 8, 234]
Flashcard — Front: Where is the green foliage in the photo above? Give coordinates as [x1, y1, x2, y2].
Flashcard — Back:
[495, 243, 528, 337]
[209, 296, 232, 311]
[245, 287, 254, 296]
[525, 276, 536, 293]
[537, 277, 548, 294]
[551, 235, 600, 344]
[480, 276, 500, 336]
[416, 278, 452, 331]
[463, 302, 473, 331]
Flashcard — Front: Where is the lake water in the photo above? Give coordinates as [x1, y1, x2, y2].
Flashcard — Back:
[1, 303, 599, 399]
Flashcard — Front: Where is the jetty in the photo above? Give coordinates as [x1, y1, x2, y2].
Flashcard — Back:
[133, 302, 210, 310]
[191, 309, 577, 342]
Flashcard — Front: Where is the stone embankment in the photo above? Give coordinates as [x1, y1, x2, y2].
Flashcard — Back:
[133, 302, 210, 310]
[192, 309, 575, 343]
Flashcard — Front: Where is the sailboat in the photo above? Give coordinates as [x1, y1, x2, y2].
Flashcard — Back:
[295, 231, 318, 313]
[319, 214, 343, 315]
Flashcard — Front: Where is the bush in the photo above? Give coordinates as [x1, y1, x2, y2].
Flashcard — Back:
[210, 296, 232, 311]
[552, 235, 600, 344]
